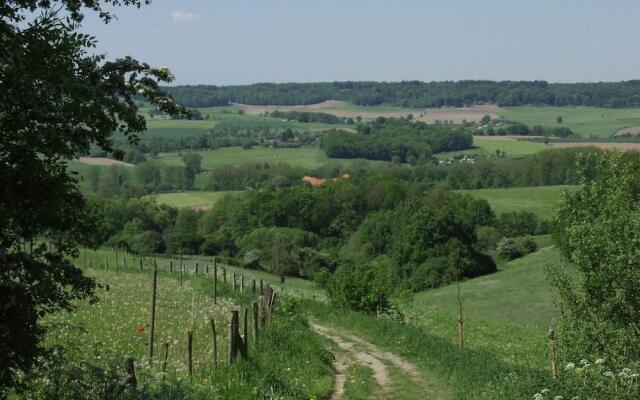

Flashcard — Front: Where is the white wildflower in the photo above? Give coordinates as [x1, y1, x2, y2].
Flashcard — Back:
[595, 358, 605, 365]
[580, 359, 589, 365]
[541, 389, 550, 394]
[533, 394, 543, 400]
[565, 362, 575, 370]
[603, 371, 614, 377]
[554, 396, 563, 400]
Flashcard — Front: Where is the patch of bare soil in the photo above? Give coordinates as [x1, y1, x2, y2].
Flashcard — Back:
[76, 157, 134, 167]
[549, 142, 640, 151]
[415, 104, 504, 124]
[235, 100, 412, 120]
[614, 126, 640, 136]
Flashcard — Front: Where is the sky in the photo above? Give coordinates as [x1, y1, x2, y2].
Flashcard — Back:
[80, 0, 640, 85]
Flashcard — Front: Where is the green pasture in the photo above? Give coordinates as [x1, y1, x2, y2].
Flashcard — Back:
[502, 105, 640, 137]
[473, 138, 550, 156]
[154, 146, 388, 170]
[146, 190, 241, 208]
[458, 185, 579, 217]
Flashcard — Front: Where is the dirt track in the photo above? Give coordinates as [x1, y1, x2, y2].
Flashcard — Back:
[310, 322, 449, 400]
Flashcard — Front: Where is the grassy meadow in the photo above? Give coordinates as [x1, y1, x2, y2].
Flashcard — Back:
[27, 249, 334, 399]
[70, 240, 563, 399]
[473, 138, 550, 156]
[458, 185, 579, 217]
[146, 191, 241, 209]
[501, 105, 640, 137]
[154, 146, 390, 171]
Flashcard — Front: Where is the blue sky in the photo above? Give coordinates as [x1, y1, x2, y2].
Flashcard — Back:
[81, 0, 640, 85]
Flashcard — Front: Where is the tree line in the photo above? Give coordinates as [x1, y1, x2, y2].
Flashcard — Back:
[162, 80, 640, 108]
[267, 110, 349, 124]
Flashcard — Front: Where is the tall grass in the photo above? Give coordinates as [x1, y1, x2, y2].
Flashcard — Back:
[13, 261, 333, 399]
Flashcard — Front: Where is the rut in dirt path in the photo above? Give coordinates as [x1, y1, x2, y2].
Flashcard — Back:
[310, 322, 449, 400]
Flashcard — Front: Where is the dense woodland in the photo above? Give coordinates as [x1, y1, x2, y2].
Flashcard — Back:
[163, 80, 640, 108]
[84, 178, 499, 295]
[321, 118, 473, 162]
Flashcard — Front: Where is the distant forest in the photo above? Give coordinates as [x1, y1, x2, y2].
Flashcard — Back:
[163, 80, 640, 108]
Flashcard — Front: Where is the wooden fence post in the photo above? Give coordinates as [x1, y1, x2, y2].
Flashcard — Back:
[105, 258, 108, 270]
[228, 311, 238, 363]
[252, 279, 256, 294]
[457, 319, 464, 349]
[180, 248, 183, 287]
[233, 273, 237, 292]
[252, 301, 259, 346]
[260, 279, 263, 293]
[223, 267, 227, 284]
[148, 262, 158, 363]
[206, 264, 209, 274]
[187, 330, 193, 380]
[161, 342, 169, 376]
[243, 308, 249, 355]
[139, 258, 143, 271]
[213, 264, 218, 304]
[89, 259, 92, 269]
[259, 295, 266, 328]
[210, 318, 218, 369]
[124, 357, 137, 388]
[240, 275, 244, 293]
[195, 263, 199, 275]
[549, 328, 557, 379]
[170, 260, 173, 273]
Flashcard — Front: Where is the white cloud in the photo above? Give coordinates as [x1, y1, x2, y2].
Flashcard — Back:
[172, 11, 198, 22]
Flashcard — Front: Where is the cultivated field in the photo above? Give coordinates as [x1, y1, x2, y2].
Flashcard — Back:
[76, 157, 134, 167]
[549, 142, 640, 151]
[238, 100, 505, 124]
[415, 103, 503, 124]
[235, 100, 422, 120]
[458, 185, 579, 216]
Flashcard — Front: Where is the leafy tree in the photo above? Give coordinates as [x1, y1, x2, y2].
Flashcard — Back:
[551, 152, 640, 364]
[498, 211, 541, 236]
[0, 1, 187, 392]
[556, 115, 563, 124]
[182, 152, 203, 175]
[238, 227, 319, 279]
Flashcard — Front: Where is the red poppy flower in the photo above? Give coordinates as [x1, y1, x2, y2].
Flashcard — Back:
[137, 326, 145, 333]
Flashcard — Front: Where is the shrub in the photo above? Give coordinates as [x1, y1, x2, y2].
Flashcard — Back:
[496, 237, 522, 260]
[327, 256, 396, 314]
[519, 236, 538, 254]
